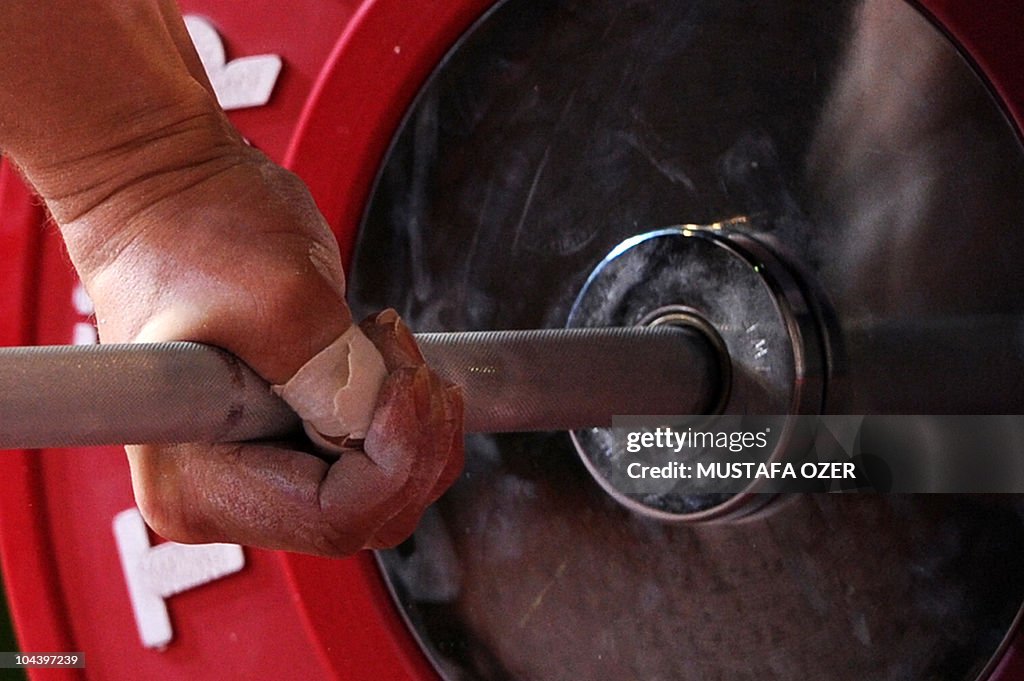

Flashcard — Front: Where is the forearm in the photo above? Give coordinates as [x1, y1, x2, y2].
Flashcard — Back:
[0, 1, 234, 228]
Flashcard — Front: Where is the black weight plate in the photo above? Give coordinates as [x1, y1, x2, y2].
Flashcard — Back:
[350, 0, 1024, 678]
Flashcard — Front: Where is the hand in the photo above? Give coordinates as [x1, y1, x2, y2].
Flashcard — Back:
[72, 96, 464, 558]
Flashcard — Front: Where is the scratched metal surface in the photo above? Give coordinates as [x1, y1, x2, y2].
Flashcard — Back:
[349, 0, 1024, 678]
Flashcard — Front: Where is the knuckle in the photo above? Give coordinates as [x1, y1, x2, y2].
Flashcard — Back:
[128, 444, 221, 545]
[370, 511, 425, 550]
[314, 521, 373, 558]
[133, 488, 204, 544]
[313, 537, 365, 558]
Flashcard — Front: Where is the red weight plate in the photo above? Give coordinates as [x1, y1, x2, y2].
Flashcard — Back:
[913, 0, 1024, 136]
[0, 162, 76, 681]
[0, 2, 409, 680]
[285, 0, 497, 267]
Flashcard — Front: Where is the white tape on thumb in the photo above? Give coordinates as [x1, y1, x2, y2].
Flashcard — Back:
[272, 325, 388, 450]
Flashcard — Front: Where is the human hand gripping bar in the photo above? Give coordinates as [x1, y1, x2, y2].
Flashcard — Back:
[0, 326, 720, 449]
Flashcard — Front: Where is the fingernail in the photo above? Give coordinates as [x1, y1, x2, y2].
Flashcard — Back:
[376, 308, 399, 326]
[412, 366, 432, 422]
[394, 316, 425, 363]
[444, 384, 464, 425]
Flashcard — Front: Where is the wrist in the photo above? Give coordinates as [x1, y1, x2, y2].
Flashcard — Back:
[22, 81, 245, 223]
